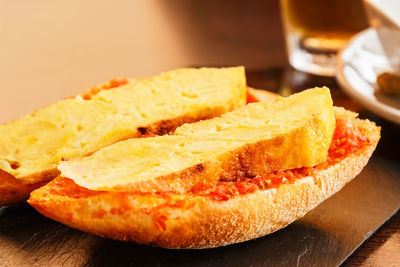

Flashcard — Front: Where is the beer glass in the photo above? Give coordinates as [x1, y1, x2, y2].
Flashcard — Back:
[280, 0, 369, 76]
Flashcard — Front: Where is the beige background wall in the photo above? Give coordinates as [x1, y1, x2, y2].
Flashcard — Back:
[0, 0, 284, 122]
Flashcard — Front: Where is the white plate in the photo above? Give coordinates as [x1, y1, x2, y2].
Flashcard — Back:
[336, 27, 400, 124]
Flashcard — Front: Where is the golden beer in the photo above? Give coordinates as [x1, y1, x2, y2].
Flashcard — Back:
[281, 0, 369, 51]
[280, 0, 369, 75]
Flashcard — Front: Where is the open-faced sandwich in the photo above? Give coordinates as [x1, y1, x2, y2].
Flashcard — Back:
[28, 87, 380, 249]
[0, 67, 247, 206]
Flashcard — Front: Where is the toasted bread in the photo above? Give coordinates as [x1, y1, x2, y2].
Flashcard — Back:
[247, 87, 281, 102]
[0, 67, 246, 206]
[57, 88, 335, 193]
[28, 93, 380, 248]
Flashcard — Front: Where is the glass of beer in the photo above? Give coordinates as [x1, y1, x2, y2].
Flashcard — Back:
[280, 0, 369, 76]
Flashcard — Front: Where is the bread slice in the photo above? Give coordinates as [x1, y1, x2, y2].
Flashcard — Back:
[28, 96, 380, 249]
[57, 88, 335, 193]
[247, 87, 281, 103]
[0, 67, 246, 206]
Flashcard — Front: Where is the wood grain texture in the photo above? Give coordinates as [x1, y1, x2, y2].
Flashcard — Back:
[344, 211, 400, 267]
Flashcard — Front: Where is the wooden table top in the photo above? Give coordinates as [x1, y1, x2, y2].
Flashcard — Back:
[0, 1, 399, 266]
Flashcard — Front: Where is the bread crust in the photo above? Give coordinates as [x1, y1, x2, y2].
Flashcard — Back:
[28, 113, 380, 249]
[247, 87, 280, 102]
[0, 169, 55, 206]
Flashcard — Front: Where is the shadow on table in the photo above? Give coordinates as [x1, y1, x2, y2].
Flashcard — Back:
[85, 221, 338, 267]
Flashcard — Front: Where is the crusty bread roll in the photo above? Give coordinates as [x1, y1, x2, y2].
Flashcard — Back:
[57, 88, 335, 193]
[28, 89, 380, 249]
[0, 67, 246, 206]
